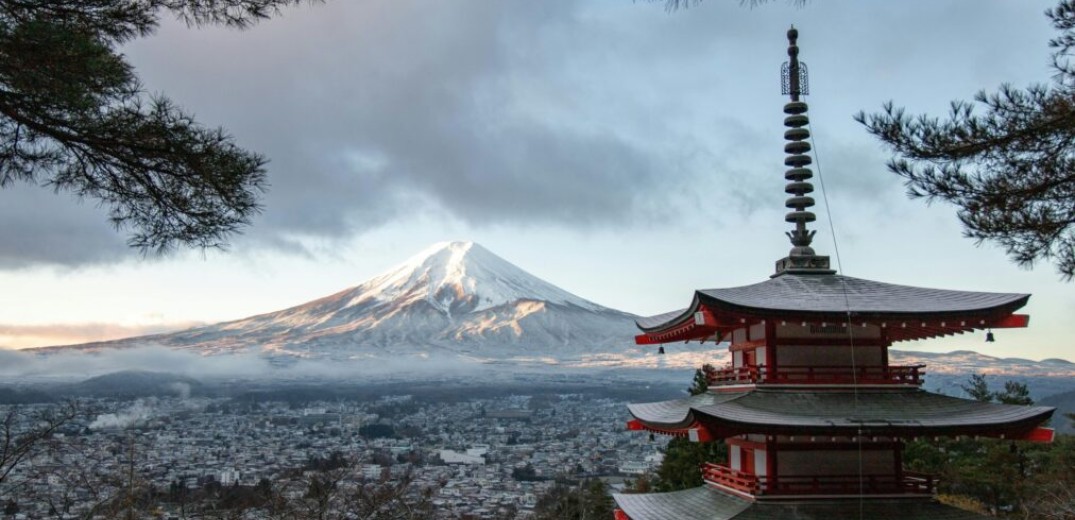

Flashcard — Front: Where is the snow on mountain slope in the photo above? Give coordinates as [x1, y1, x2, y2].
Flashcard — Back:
[63, 241, 644, 361]
[45, 240, 1072, 383]
[354, 241, 607, 315]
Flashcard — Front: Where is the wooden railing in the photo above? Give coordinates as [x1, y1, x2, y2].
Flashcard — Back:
[761, 472, 936, 495]
[701, 462, 759, 493]
[701, 463, 935, 496]
[705, 364, 925, 386]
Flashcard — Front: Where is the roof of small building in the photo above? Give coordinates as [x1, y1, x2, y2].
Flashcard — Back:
[613, 486, 992, 520]
[628, 389, 1054, 438]
[637, 273, 1029, 333]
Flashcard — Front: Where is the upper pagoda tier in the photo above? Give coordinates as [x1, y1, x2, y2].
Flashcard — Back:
[635, 273, 1030, 345]
[630, 25, 1032, 346]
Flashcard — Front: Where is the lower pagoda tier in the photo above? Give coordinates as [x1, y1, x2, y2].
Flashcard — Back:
[627, 388, 1054, 439]
[612, 487, 991, 520]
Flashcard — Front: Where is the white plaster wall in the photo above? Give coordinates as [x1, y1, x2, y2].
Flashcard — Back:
[729, 445, 741, 471]
[732, 328, 748, 344]
[754, 449, 768, 477]
[733, 350, 744, 368]
[756, 346, 767, 366]
[749, 323, 766, 340]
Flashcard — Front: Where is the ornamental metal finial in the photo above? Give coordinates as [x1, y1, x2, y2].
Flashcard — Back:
[773, 26, 833, 277]
[781, 25, 809, 100]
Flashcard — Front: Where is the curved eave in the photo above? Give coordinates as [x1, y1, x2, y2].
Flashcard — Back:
[614, 487, 992, 520]
[628, 389, 1054, 439]
[627, 392, 749, 430]
[698, 274, 1030, 316]
[613, 486, 750, 520]
[635, 274, 1030, 345]
[637, 307, 694, 331]
[696, 291, 1029, 328]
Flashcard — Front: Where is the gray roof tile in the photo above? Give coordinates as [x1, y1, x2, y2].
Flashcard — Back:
[637, 274, 1029, 331]
[627, 392, 748, 429]
[629, 389, 1054, 436]
[614, 487, 991, 520]
[613, 486, 750, 520]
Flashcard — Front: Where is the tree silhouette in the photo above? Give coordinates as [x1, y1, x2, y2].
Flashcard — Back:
[858, 0, 1075, 279]
[0, 0, 317, 254]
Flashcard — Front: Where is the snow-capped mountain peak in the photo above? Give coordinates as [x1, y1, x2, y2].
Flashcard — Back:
[61, 240, 639, 360]
[349, 241, 604, 314]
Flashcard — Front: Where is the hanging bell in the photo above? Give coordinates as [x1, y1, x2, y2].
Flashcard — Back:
[658, 346, 665, 355]
[985, 330, 995, 343]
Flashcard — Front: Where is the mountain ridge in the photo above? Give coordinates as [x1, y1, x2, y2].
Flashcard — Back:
[28, 241, 1075, 397]
[38, 241, 640, 360]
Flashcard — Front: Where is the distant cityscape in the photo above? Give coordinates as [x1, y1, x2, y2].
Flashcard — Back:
[2, 384, 672, 519]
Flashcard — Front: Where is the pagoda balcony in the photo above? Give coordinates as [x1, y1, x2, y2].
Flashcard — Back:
[705, 364, 925, 386]
[701, 463, 935, 497]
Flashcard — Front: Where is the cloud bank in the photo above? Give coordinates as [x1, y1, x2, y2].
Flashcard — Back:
[0, 0, 1051, 272]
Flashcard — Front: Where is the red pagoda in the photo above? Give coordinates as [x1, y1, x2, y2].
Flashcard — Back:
[612, 27, 1056, 520]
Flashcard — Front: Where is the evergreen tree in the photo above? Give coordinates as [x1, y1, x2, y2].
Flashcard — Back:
[996, 381, 1034, 406]
[623, 474, 652, 493]
[0, 0, 315, 253]
[533, 479, 612, 520]
[653, 437, 725, 492]
[902, 378, 1063, 517]
[960, 374, 1035, 406]
[961, 374, 994, 402]
[688, 363, 713, 396]
[857, 0, 1075, 279]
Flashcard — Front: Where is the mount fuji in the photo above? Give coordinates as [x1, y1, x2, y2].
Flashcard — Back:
[49, 242, 655, 363]
[24, 242, 1075, 395]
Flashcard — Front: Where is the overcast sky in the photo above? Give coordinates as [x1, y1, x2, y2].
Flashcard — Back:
[2, 0, 1072, 361]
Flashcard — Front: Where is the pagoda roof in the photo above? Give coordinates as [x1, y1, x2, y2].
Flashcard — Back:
[636, 273, 1030, 343]
[628, 389, 1053, 438]
[613, 486, 990, 520]
[613, 487, 750, 520]
[639, 273, 1028, 331]
[628, 392, 748, 428]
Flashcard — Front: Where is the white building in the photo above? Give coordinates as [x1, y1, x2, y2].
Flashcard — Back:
[439, 449, 485, 465]
[219, 468, 241, 486]
[361, 464, 384, 480]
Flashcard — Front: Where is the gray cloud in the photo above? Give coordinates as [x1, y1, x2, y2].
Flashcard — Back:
[0, 184, 129, 268]
[0, 0, 1052, 267]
